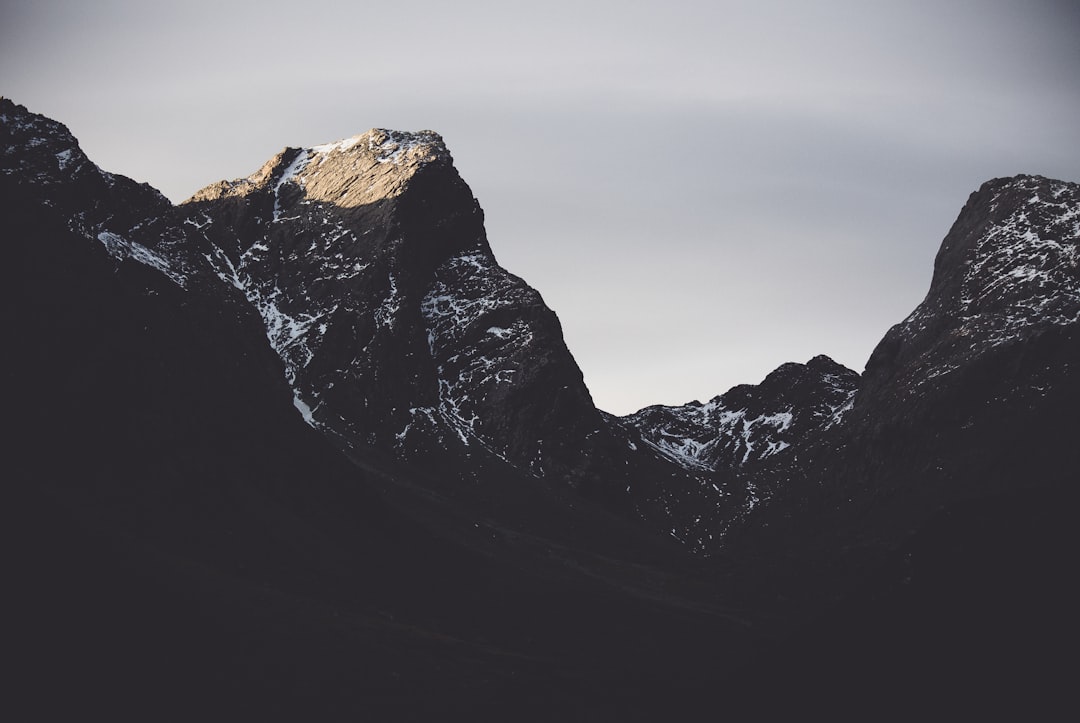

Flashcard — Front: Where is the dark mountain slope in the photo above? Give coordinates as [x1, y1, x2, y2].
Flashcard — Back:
[611, 355, 859, 550]
[716, 178, 1080, 713]
[101, 110, 743, 545]
[685, 176, 1080, 719]
[625, 176, 1080, 565]
[160, 131, 634, 504]
[731, 175, 1080, 561]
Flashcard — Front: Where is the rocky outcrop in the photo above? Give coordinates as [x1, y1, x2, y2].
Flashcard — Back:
[860, 174, 1080, 405]
[621, 355, 858, 471]
[1, 97, 171, 246]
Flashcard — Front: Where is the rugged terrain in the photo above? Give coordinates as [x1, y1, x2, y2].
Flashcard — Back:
[4, 97, 1078, 719]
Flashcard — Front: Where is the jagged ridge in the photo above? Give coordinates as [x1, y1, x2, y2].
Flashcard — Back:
[6, 97, 1078, 560]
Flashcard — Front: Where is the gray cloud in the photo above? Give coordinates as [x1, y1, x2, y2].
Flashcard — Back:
[4, 0, 1079, 413]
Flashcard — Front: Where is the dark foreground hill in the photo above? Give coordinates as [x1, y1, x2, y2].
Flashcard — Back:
[3, 98, 1078, 719]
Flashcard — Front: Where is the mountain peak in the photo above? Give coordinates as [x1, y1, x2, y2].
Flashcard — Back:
[2, 98, 94, 188]
[186, 128, 451, 210]
[865, 174, 1080, 391]
[312, 128, 448, 164]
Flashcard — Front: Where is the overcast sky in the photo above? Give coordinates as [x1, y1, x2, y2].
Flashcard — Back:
[4, 0, 1079, 414]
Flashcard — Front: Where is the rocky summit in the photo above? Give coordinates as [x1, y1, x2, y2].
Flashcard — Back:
[5, 96, 1079, 720]
[127, 121, 636, 506]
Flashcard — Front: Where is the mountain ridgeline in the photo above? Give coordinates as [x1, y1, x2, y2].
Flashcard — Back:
[5, 97, 1078, 719]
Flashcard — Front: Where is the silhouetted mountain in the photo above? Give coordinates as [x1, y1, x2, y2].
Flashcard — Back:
[4, 97, 1078, 719]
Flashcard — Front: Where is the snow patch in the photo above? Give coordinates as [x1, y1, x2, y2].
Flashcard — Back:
[55, 148, 74, 170]
[273, 150, 310, 221]
[97, 231, 187, 287]
[311, 135, 364, 155]
[293, 392, 317, 427]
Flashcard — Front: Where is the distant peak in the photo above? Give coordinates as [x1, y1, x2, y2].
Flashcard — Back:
[805, 354, 853, 375]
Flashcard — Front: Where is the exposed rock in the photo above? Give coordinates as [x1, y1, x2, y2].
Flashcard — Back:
[862, 174, 1080, 402]
[163, 128, 638, 501]
[622, 354, 858, 471]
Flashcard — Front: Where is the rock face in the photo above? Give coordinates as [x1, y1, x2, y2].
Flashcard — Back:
[862, 174, 1080, 401]
[0, 97, 171, 236]
[64, 115, 634, 502]
[183, 131, 640, 501]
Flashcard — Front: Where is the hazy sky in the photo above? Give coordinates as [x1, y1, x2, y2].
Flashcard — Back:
[4, 0, 1079, 414]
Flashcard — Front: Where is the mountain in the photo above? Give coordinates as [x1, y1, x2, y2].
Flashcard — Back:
[3, 96, 751, 721]
[4, 97, 1078, 719]
[172, 132, 628, 498]
[27, 100, 745, 550]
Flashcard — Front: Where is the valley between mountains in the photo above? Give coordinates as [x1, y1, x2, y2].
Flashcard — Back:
[4, 97, 1078, 720]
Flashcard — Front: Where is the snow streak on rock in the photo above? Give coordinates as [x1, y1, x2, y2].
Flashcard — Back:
[273, 149, 310, 221]
[630, 402, 796, 470]
[97, 231, 188, 287]
[420, 251, 536, 452]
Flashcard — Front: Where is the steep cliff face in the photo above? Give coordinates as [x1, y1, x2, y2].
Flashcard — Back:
[713, 177, 1080, 710]
[850, 175, 1080, 503]
[861, 174, 1080, 405]
[728, 175, 1080, 563]
[50, 118, 631, 501]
